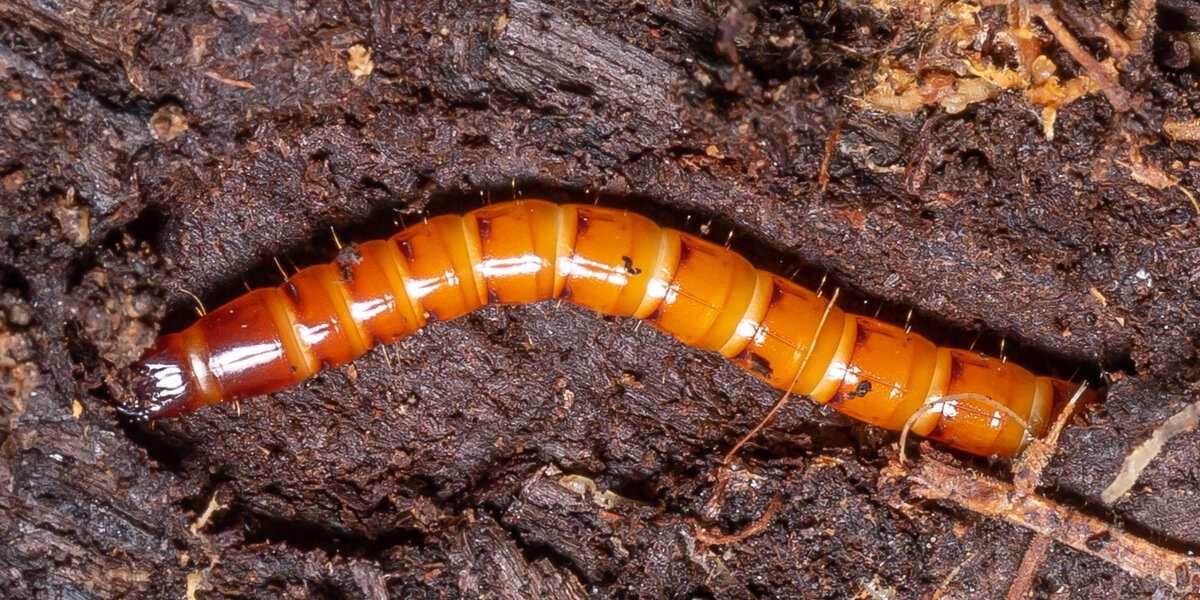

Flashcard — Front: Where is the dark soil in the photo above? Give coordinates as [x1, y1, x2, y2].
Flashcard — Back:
[2, 1, 1199, 598]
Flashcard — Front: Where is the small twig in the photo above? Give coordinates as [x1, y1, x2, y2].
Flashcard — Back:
[819, 121, 843, 191]
[894, 459, 1200, 589]
[1026, 2, 1131, 112]
[204, 70, 256, 89]
[1003, 383, 1090, 595]
[1013, 382, 1090, 496]
[1004, 533, 1054, 600]
[1052, 0, 1130, 61]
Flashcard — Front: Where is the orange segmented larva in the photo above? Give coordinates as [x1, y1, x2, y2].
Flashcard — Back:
[122, 199, 1097, 457]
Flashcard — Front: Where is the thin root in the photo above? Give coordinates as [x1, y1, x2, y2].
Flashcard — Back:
[899, 393, 1033, 464]
[1004, 533, 1054, 600]
[694, 495, 783, 545]
[819, 121, 843, 191]
[720, 288, 841, 468]
[705, 288, 841, 519]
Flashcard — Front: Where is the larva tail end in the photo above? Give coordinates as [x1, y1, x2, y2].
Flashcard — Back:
[115, 347, 202, 421]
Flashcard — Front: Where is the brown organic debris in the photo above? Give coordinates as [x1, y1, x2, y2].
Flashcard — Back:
[860, 1, 1133, 139]
[149, 103, 189, 142]
[347, 44, 374, 79]
[1025, 2, 1130, 112]
[1164, 118, 1200, 142]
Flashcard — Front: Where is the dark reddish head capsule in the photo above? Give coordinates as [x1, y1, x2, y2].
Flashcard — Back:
[119, 340, 203, 420]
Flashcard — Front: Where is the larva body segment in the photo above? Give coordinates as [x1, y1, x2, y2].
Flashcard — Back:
[126, 199, 1093, 457]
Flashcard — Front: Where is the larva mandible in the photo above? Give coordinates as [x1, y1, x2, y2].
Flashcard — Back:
[121, 199, 1096, 457]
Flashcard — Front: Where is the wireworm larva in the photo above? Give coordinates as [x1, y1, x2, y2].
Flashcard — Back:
[120, 199, 1096, 457]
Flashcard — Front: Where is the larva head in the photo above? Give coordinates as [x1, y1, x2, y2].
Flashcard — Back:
[117, 340, 202, 421]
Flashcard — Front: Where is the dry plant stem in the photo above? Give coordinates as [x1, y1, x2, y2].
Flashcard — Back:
[1013, 382, 1089, 495]
[1051, 0, 1130, 60]
[1025, 2, 1132, 111]
[896, 385, 1179, 591]
[998, 383, 1089, 596]
[819, 121, 842, 191]
[1101, 399, 1200, 504]
[1005, 533, 1054, 600]
[902, 459, 1200, 589]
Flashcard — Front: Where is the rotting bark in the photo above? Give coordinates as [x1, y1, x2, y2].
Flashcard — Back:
[2, 0, 1200, 598]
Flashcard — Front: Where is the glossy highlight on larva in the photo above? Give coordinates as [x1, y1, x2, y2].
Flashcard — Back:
[122, 199, 1093, 457]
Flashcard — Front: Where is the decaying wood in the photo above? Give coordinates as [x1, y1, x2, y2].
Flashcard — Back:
[2, 0, 1199, 597]
[451, 511, 590, 600]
